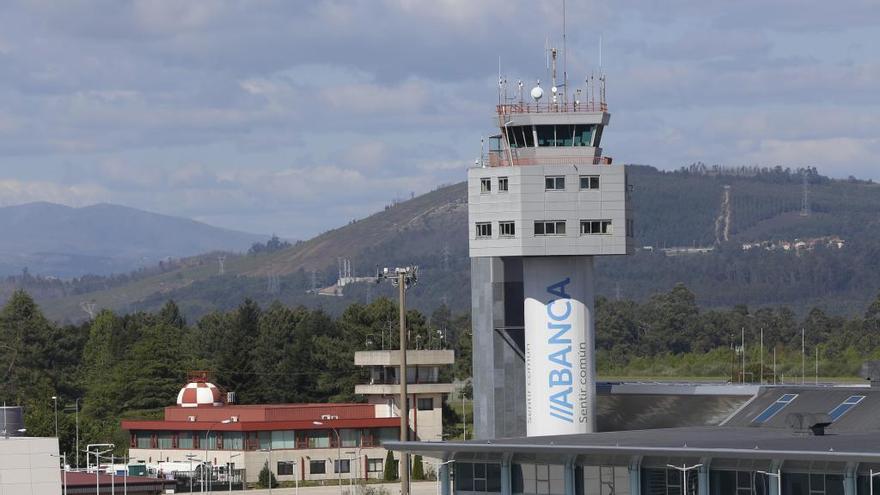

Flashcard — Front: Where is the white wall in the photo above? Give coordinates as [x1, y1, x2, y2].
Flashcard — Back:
[0, 437, 61, 495]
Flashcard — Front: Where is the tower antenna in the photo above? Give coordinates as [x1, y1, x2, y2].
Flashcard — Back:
[562, 0, 567, 104]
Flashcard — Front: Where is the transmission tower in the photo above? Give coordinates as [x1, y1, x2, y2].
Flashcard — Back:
[217, 255, 226, 275]
[800, 172, 811, 217]
[267, 272, 280, 294]
[441, 243, 451, 272]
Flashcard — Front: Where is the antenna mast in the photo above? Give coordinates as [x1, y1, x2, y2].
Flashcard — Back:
[562, 0, 567, 104]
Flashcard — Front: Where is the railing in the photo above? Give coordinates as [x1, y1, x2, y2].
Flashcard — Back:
[479, 152, 613, 168]
[497, 101, 608, 115]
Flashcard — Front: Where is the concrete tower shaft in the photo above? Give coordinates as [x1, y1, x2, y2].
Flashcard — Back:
[468, 87, 632, 438]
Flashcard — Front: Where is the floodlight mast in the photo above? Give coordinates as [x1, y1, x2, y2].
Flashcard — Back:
[376, 265, 418, 495]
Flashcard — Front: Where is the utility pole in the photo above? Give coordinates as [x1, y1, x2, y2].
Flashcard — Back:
[377, 266, 418, 495]
[802, 328, 806, 385]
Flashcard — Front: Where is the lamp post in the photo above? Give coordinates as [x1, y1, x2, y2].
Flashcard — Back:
[667, 464, 702, 495]
[90, 447, 114, 495]
[259, 448, 274, 495]
[313, 420, 342, 494]
[204, 418, 234, 493]
[75, 399, 80, 469]
[228, 452, 242, 495]
[51, 396, 59, 439]
[436, 460, 455, 495]
[868, 469, 880, 495]
[50, 453, 68, 495]
[376, 265, 418, 495]
[186, 454, 203, 493]
[758, 469, 782, 495]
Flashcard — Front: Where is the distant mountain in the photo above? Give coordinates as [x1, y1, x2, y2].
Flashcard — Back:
[20, 166, 880, 322]
[0, 202, 267, 277]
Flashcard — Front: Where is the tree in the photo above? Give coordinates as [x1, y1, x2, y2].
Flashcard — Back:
[412, 455, 425, 480]
[383, 450, 398, 481]
[258, 462, 278, 488]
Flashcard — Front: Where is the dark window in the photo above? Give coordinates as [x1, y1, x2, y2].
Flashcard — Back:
[535, 221, 566, 236]
[457, 462, 502, 493]
[545, 176, 565, 190]
[368, 458, 383, 472]
[480, 178, 491, 193]
[580, 220, 612, 235]
[417, 398, 434, 410]
[536, 125, 555, 147]
[499, 221, 515, 237]
[476, 223, 492, 238]
[498, 177, 509, 192]
[310, 460, 326, 475]
[579, 176, 600, 190]
[334, 459, 351, 474]
[277, 461, 294, 476]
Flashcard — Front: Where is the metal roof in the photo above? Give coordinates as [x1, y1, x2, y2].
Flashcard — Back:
[121, 417, 399, 432]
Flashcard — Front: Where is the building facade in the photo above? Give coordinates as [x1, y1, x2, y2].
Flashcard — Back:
[0, 436, 61, 495]
[122, 378, 406, 484]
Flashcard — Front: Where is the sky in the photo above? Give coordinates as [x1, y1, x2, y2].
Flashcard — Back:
[1, 0, 879, 239]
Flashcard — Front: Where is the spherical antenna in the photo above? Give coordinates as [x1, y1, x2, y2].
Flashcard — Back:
[530, 86, 544, 101]
[551, 86, 558, 95]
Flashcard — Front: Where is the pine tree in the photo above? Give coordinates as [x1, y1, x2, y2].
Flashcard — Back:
[258, 462, 278, 488]
[412, 455, 425, 480]
[383, 450, 398, 481]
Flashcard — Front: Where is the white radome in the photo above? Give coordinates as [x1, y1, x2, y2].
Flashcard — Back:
[530, 86, 544, 101]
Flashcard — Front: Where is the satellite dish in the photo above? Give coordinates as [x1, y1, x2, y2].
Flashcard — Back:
[530, 86, 544, 101]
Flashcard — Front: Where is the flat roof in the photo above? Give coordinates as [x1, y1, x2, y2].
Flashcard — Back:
[387, 426, 880, 463]
[122, 417, 399, 432]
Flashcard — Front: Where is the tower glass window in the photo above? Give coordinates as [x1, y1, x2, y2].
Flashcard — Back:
[498, 177, 509, 192]
[535, 221, 566, 236]
[580, 176, 600, 190]
[476, 222, 492, 238]
[580, 220, 612, 235]
[500, 221, 515, 237]
[481, 178, 491, 193]
[545, 176, 565, 191]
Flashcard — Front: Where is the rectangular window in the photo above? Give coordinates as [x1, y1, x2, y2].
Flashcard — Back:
[177, 433, 193, 450]
[545, 176, 565, 191]
[458, 463, 503, 493]
[753, 393, 799, 424]
[310, 460, 326, 475]
[340, 429, 360, 447]
[368, 458, 384, 473]
[271, 430, 296, 450]
[278, 461, 294, 476]
[626, 219, 634, 238]
[513, 463, 564, 495]
[499, 221, 515, 237]
[135, 432, 151, 449]
[258, 432, 271, 451]
[580, 220, 612, 235]
[303, 430, 330, 449]
[334, 459, 351, 474]
[579, 176, 600, 190]
[476, 222, 492, 238]
[417, 398, 434, 411]
[582, 465, 630, 495]
[534, 221, 566, 236]
[498, 177, 509, 192]
[829, 395, 866, 422]
[480, 178, 491, 193]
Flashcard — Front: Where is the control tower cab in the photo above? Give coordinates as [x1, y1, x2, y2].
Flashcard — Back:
[468, 55, 633, 439]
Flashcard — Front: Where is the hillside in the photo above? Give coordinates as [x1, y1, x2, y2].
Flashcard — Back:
[24, 166, 880, 322]
[0, 202, 267, 277]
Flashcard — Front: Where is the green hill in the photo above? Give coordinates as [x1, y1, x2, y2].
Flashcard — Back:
[20, 165, 880, 322]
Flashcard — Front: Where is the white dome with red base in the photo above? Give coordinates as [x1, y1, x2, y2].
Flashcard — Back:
[177, 381, 223, 408]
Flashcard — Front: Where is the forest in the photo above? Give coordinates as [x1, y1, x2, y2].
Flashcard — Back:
[4, 285, 880, 461]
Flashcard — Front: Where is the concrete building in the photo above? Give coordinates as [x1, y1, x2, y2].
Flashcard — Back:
[122, 376, 405, 485]
[469, 55, 632, 438]
[390, 385, 880, 495]
[355, 349, 456, 441]
[0, 436, 62, 495]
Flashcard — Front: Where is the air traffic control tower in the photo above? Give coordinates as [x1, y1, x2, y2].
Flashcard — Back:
[469, 52, 633, 439]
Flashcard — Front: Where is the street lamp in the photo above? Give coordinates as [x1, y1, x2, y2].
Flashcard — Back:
[204, 418, 234, 493]
[757, 469, 782, 495]
[376, 265, 418, 495]
[51, 396, 59, 439]
[186, 454, 203, 493]
[89, 447, 114, 495]
[50, 453, 68, 495]
[667, 464, 702, 495]
[868, 469, 880, 495]
[436, 460, 455, 495]
[278, 459, 300, 495]
[313, 420, 343, 494]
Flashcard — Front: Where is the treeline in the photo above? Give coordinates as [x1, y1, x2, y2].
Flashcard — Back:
[0, 292, 470, 462]
[596, 284, 880, 378]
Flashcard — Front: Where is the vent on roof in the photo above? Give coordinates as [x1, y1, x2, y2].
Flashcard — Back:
[752, 393, 798, 424]
[828, 395, 866, 422]
[786, 413, 832, 436]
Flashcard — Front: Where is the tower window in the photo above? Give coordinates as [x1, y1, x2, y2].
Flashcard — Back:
[626, 219, 634, 237]
[534, 221, 566, 236]
[480, 178, 491, 193]
[580, 220, 612, 235]
[579, 176, 600, 190]
[545, 176, 565, 191]
[476, 222, 492, 238]
[499, 221, 515, 237]
[498, 177, 509, 192]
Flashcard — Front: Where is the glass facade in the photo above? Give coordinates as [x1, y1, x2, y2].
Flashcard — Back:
[578, 466, 630, 495]
[130, 427, 391, 451]
[513, 464, 566, 495]
[456, 462, 502, 493]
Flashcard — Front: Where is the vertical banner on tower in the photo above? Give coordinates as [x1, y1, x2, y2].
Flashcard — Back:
[523, 256, 596, 436]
